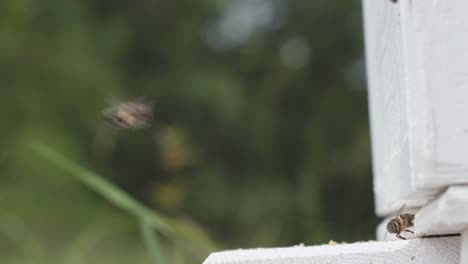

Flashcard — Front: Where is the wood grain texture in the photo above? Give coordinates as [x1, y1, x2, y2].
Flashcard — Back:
[363, 0, 468, 215]
[203, 237, 460, 264]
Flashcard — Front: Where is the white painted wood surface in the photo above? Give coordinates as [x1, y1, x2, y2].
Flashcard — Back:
[414, 185, 468, 264]
[415, 185, 468, 235]
[461, 229, 468, 264]
[363, 0, 468, 216]
[376, 185, 468, 240]
[203, 237, 460, 264]
[363, 0, 415, 217]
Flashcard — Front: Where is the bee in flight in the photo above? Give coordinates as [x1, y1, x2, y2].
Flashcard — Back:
[101, 99, 153, 129]
[386, 204, 415, 240]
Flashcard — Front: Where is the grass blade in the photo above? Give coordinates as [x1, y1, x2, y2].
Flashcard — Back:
[140, 218, 165, 264]
[32, 142, 218, 253]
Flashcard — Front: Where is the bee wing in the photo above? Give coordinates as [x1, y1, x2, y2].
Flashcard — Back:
[383, 232, 389, 241]
[137, 97, 155, 111]
[100, 97, 155, 129]
[395, 203, 406, 217]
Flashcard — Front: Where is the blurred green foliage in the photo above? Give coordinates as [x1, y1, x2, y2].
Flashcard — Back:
[0, 0, 377, 263]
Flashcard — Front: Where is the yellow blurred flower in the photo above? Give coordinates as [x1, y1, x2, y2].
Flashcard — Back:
[155, 126, 194, 172]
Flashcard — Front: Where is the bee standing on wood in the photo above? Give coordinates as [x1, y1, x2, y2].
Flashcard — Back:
[101, 99, 154, 129]
[386, 204, 415, 240]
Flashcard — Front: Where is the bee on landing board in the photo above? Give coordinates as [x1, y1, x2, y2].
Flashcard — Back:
[101, 99, 153, 129]
[386, 204, 415, 240]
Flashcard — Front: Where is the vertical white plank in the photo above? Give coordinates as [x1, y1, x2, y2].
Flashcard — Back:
[362, 0, 415, 216]
[461, 229, 468, 264]
[402, 0, 468, 189]
[363, 0, 468, 216]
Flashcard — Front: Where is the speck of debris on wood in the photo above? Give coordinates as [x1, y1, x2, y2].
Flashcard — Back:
[328, 240, 348, 245]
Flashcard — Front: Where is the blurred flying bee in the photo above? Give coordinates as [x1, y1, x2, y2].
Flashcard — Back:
[386, 204, 415, 240]
[101, 99, 153, 129]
